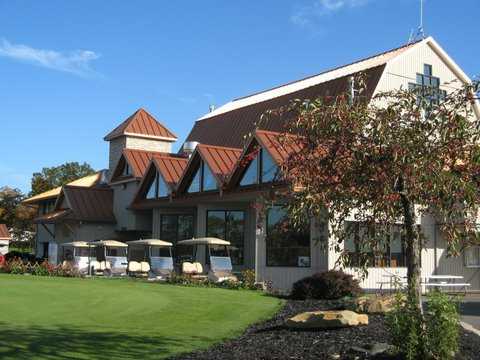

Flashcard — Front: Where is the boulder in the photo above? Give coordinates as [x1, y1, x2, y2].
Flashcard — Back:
[285, 310, 368, 329]
[354, 295, 397, 314]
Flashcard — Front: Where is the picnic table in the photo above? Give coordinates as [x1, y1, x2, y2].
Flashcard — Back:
[424, 275, 470, 293]
[378, 274, 471, 294]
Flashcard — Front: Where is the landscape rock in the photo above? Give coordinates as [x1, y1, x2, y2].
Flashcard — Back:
[349, 342, 393, 357]
[286, 310, 369, 329]
[353, 295, 397, 314]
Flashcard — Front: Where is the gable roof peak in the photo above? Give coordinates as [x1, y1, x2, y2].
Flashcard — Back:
[104, 108, 177, 142]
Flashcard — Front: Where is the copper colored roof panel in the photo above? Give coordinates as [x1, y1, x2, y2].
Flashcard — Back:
[104, 108, 177, 141]
[197, 144, 243, 183]
[185, 65, 386, 149]
[122, 149, 168, 179]
[255, 130, 304, 165]
[63, 186, 115, 223]
[34, 209, 71, 224]
[0, 224, 11, 240]
[152, 154, 189, 187]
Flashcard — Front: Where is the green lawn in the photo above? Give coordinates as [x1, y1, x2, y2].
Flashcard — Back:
[0, 274, 283, 360]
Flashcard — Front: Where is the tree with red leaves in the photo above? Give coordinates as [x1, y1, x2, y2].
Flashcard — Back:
[263, 77, 480, 309]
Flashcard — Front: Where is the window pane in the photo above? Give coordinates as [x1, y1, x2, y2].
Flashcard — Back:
[146, 176, 157, 199]
[106, 247, 127, 257]
[424, 64, 432, 76]
[207, 211, 226, 239]
[151, 247, 171, 257]
[160, 215, 178, 243]
[261, 149, 278, 183]
[158, 176, 169, 197]
[226, 211, 245, 265]
[187, 168, 201, 193]
[202, 163, 218, 191]
[178, 215, 194, 241]
[465, 247, 480, 267]
[266, 206, 310, 267]
[240, 156, 258, 186]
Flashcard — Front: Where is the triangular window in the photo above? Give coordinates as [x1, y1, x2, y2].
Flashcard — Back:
[202, 162, 218, 191]
[187, 167, 201, 193]
[146, 174, 157, 199]
[146, 172, 169, 199]
[240, 156, 258, 186]
[123, 163, 130, 176]
[239, 148, 278, 186]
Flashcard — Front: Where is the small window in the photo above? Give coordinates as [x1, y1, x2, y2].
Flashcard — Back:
[465, 247, 480, 268]
[424, 64, 432, 76]
[158, 175, 169, 197]
[240, 156, 258, 186]
[187, 168, 201, 193]
[202, 163, 218, 191]
[261, 149, 277, 183]
[123, 163, 130, 176]
[146, 175, 157, 199]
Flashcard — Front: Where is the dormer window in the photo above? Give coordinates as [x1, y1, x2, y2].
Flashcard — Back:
[239, 148, 278, 186]
[187, 161, 218, 193]
[123, 163, 130, 176]
[146, 172, 168, 199]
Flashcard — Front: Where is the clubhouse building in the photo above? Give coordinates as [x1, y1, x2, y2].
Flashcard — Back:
[24, 37, 480, 292]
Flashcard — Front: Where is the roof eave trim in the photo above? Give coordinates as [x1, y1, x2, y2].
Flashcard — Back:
[105, 132, 177, 142]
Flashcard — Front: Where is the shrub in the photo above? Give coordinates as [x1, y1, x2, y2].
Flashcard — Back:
[240, 269, 258, 290]
[290, 270, 363, 300]
[424, 291, 460, 360]
[386, 290, 460, 360]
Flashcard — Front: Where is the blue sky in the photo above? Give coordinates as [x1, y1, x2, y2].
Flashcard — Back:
[1, 0, 478, 193]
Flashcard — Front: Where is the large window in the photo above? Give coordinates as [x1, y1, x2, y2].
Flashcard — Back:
[160, 214, 195, 263]
[146, 173, 169, 199]
[206, 211, 245, 265]
[187, 161, 218, 193]
[239, 148, 278, 186]
[408, 63, 446, 107]
[465, 247, 480, 268]
[266, 206, 311, 267]
[344, 222, 406, 267]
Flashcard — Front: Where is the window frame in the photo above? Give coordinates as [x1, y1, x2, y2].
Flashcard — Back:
[187, 160, 219, 193]
[206, 210, 245, 266]
[344, 221, 407, 268]
[464, 246, 480, 268]
[265, 205, 311, 268]
[239, 148, 278, 187]
[145, 172, 169, 200]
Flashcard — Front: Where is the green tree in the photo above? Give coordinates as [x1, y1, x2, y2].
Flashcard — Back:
[0, 186, 36, 243]
[30, 162, 95, 196]
[262, 77, 480, 309]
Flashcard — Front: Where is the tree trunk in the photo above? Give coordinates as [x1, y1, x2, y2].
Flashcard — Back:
[400, 193, 423, 313]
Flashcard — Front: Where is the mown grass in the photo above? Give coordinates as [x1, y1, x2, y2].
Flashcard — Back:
[0, 274, 283, 360]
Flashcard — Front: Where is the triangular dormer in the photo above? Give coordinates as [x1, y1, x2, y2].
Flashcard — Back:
[133, 154, 189, 203]
[227, 130, 303, 189]
[176, 144, 242, 195]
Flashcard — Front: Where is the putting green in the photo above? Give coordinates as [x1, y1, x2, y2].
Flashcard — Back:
[0, 274, 283, 360]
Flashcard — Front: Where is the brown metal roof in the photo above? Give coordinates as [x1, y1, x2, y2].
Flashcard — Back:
[185, 65, 385, 149]
[175, 144, 242, 194]
[104, 108, 177, 141]
[197, 144, 242, 183]
[61, 186, 116, 223]
[111, 149, 175, 181]
[0, 224, 11, 240]
[152, 154, 189, 187]
[255, 130, 304, 165]
[34, 209, 70, 224]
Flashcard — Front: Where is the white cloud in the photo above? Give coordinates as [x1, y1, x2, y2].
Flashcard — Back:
[0, 39, 100, 76]
[291, 0, 370, 27]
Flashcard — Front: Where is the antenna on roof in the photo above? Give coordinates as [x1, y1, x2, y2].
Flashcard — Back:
[408, 0, 426, 43]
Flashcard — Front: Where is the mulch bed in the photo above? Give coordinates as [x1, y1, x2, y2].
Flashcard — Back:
[171, 299, 480, 360]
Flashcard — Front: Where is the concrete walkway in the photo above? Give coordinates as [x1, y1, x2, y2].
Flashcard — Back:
[460, 294, 480, 331]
